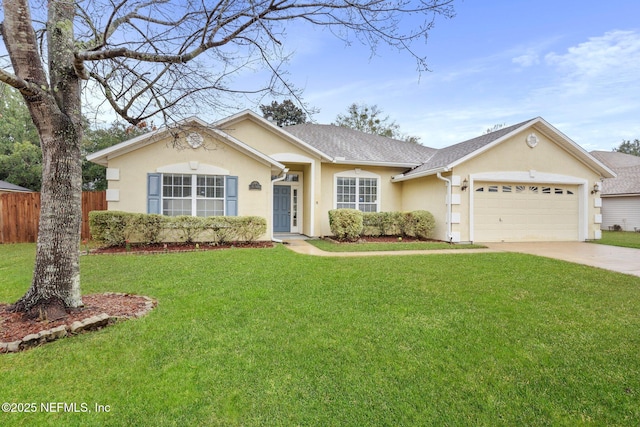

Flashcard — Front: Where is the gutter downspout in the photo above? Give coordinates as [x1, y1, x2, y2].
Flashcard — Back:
[271, 168, 289, 243]
[436, 172, 453, 243]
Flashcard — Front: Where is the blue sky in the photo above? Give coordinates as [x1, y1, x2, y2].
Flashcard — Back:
[279, 0, 640, 152]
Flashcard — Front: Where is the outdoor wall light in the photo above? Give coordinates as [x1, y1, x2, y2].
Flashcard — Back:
[461, 178, 469, 191]
[591, 183, 600, 194]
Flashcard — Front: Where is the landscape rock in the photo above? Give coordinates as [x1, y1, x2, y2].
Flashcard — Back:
[38, 329, 53, 342]
[50, 325, 67, 339]
[7, 341, 21, 352]
[21, 333, 41, 346]
[70, 321, 85, 334]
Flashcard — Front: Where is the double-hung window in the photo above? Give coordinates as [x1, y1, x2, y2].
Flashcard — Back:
[162, 174, 224, 217]
[335, 171, 380, 212]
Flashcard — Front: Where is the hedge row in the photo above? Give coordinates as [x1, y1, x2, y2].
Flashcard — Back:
[329, 209, 435, 241]
[89, 211, 267, 247]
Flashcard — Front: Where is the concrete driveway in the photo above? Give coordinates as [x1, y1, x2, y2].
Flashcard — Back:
[485, 242, 640, 277]
[285, 239, 640, 277]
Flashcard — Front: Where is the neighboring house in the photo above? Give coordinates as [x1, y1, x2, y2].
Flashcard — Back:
[87, 111, 614, 243]
[0, 180, 33, 194]
[590, 151, 640, 231]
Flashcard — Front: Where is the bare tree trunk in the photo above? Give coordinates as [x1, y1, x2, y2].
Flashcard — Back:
[12, 117, 83, 319]
[4, 0, 84, 319]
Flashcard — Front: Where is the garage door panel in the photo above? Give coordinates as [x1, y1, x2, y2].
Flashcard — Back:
[474, 182, 579, 242]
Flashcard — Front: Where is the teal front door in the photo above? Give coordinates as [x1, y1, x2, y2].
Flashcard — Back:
[273, 185, 291, 232]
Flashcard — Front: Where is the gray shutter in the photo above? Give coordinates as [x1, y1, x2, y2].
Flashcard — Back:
[225, 175, 238, 216]
[147, 173, 162, 214]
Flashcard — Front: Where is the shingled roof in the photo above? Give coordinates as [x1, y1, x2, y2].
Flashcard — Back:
[590, 151, 640, 195]
[0, 180, 33, 193]
[284, 117, 614, 181]
[284, 123, 436, 166]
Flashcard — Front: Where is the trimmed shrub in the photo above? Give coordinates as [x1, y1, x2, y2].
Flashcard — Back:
[362, 211, 403, 237]
[88, 211, 130, 247]
[203, 216, 234, 245]
[168, 215, 207, 243]
[89, 211, 267, 246]
[329, 209, 363, 241]
[355, 210, 437, 240]
[135, 214, 164, 244]
[230, 216, 268, 242]
[401, 210, 436, 239]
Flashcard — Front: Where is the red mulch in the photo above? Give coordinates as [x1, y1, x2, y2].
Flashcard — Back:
[91, 241, 273, 254]
[324, 236, 435, 243]
[0, 293, 150, 344]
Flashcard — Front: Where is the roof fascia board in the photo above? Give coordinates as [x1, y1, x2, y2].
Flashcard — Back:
[214, 110, 333, 162]
[392, 167, 448, 182]
[331, 159, 420, 168]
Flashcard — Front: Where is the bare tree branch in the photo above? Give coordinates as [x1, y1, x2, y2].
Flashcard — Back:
[63, 0, 454, 124]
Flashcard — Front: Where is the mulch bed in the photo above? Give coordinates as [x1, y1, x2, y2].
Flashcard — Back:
[0, 293, 152, 346]
[90, 241, 274, 254]
[324, 236, 437, 243]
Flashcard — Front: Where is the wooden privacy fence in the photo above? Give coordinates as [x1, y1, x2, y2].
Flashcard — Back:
[0, 191, 107, 244]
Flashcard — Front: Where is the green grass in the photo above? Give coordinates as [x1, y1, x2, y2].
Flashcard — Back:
[1, 244, 640, 426]
[594, 230, 640, 249]
[306, 238, 486, 252]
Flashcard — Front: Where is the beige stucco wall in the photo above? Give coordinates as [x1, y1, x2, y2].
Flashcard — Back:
[225, 118, 313, 158]
[105, 126, 274, 239]
[400, 175, 450, 241]
[317, 164, 406, 236]
[452, 128, 603, 241]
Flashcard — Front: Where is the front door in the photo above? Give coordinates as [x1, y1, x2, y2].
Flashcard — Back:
[273, 185, 291, 232]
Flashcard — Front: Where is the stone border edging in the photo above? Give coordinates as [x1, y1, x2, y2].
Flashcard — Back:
[0, 293, 157, 353]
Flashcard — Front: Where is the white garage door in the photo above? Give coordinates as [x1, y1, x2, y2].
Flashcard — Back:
[474, 182, 579, 242]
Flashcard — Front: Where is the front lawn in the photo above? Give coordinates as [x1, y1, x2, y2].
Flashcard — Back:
[595, 230, 640, 249]
[1, 244, 639, 426]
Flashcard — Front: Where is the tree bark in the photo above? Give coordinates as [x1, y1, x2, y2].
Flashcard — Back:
[4, 0, 83, 319]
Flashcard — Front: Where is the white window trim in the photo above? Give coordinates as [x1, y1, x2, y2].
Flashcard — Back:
[333, 169, 381, 212]
[162, 173, 225, 217]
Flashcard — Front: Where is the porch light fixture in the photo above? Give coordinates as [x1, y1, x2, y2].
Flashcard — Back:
[461, 178, 469, 191]
[591, 183, 600, 194]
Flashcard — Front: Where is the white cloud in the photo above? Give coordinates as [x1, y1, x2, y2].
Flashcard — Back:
[512, 52, 540, 67]
[544, 30, 640, 93]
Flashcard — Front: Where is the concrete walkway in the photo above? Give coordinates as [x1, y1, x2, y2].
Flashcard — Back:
[283, 239, 640, 277]
[283, 239, 495, 257]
